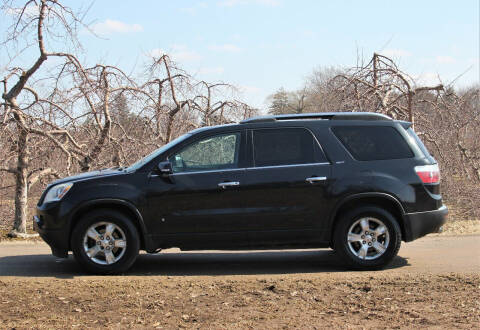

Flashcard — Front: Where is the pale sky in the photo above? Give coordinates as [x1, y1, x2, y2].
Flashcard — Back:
[2, 0, 479, 110]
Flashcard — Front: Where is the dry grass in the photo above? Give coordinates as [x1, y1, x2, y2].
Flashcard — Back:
[437, 219, 480, 235]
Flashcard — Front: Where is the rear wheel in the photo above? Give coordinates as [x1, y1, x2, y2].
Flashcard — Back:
[333, 206, 401, 270]
[71, 209, 140, 274]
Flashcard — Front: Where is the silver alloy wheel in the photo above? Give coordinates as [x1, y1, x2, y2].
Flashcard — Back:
[83, 222, 127, 265]
[347, 217, 390, 260]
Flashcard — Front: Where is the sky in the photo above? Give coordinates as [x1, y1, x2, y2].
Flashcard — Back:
[2, 0, 479, 110]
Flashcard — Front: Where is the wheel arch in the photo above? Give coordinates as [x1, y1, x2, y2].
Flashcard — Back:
[329, 193, 407, 244]
[68, 199, 149, 251]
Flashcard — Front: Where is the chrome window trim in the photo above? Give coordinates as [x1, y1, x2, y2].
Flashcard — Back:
[246, 162, 330, 170]
[170, 162, 330, 175]
[171, 168, 244, 176]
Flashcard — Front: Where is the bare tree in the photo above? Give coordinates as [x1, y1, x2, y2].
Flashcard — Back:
[331, 53, 444, 127]
[304, 66, 347, 113]
[141, 55, 194, 144]
[415, 87, 480, 197]
[0, 0, 86, 236]
[140, 56, 256, 134]
[192, 81, 238, 126]
[0, 0, 138, 236]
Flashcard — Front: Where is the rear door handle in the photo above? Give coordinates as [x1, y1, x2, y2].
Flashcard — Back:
[306, 176, 327, 184]
[218, 181, 240, 189]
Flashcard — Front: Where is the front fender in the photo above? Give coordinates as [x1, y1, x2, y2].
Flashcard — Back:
[67, 197, 156, 252]
[68, 198, 146, 232]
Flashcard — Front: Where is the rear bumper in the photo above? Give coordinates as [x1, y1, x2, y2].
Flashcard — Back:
[403, 205, 448, 242]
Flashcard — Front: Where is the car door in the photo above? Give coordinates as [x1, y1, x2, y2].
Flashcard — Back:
[146, 130, 249, 241]
[241, 127, 332, 242]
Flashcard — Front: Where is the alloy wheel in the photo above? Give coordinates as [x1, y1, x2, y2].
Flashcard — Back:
[82, 221, 127, 265]
[346, 217, 390, 260]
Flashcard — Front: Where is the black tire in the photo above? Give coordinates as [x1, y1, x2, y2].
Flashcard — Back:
[333, 206, 401, 270]
[71, 209, 140, 274]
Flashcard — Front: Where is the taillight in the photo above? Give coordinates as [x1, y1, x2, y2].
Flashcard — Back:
[414, 164, 440, 184]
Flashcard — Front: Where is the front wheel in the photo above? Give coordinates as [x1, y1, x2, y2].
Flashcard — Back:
[333, 206, 401, 270]
[71, 209, 140, 274]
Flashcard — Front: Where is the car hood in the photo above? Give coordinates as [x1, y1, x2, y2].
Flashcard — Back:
[49, 168, 126, 186]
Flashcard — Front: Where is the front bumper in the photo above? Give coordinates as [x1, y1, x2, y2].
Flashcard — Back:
[403, 205, 448, 242]
[34, 203, 69, 258]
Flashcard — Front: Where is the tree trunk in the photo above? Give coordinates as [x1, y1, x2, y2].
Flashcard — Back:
[165, 114, 174, 143]
[12, 129, 29, 234]
[408, 91, 414, 129]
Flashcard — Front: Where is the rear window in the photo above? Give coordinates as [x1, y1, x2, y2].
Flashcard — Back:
[253, 128, 327, 167]
[332, 126, 414, 161]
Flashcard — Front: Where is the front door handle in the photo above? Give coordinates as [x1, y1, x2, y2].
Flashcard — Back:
[306, 176, 327, 184]
[218, 181, 240, 189]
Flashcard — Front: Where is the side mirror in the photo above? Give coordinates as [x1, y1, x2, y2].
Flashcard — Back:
[157, 161, 173, 177]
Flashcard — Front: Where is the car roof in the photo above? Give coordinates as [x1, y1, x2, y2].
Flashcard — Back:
[190, 112, 397, 135]
[240, 112, 392, 124]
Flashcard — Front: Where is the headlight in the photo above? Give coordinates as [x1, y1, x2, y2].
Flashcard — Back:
[43, 182, 73, 203]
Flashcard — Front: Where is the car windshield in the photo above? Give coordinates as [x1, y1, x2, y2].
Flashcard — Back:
[127, 133, 191, 171]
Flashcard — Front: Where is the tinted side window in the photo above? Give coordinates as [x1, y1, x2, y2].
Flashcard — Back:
[252, 128, 327, 167]
[170, 132, 241, 173]
[332, 126, 414, 161]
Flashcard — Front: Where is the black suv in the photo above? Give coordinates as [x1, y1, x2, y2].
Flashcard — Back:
[34, 112, 447, 274]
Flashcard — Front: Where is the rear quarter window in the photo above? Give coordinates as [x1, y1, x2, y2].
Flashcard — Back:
[406, 127, 432, 158]
[252, 127, 327, 167]
[332, 126, 414, 161]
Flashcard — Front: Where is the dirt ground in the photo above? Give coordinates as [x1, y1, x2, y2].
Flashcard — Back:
[0, 273, 478, 329]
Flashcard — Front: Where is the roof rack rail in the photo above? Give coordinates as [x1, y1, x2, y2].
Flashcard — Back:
[240, 112, 392, 124]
